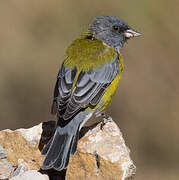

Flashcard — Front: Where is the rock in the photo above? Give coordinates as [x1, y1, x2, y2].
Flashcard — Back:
[10, 170, 49, 180]
[0, 117, 136, 179]
[67, 151, 124, 180]
[0, 146, 14, 179]
[0, 158, 13, 179]
[12, 159, 29, 177]
[17, 124, 43, 147]
[0, 130, 43, 170]
[78, 117, 136, 179]
[66, 117, 135, 180]
[0, 145, 7, 159]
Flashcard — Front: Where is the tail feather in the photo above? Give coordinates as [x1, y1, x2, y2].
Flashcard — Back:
[53, 135, 74, 170]
[71, 129, 79, 155]
[41, 111, 93, 171]
[41, 138, 53, 156]
[41, 118, 81, 171]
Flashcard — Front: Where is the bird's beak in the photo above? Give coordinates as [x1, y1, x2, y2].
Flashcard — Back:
[124, 29, 141, 38]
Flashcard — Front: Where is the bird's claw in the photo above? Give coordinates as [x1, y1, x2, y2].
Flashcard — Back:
[100, 113, 113, 130]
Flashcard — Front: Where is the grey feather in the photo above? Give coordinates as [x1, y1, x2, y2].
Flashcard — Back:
[41, 112, 90, 171]
[51, 56, 119, 121]
[89, 16, 131, 53]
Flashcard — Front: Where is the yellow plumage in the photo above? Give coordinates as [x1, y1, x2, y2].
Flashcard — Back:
[42, 15, 140, 172]
[99, 54, 124, 112]
[64, 32, 118, 71]
[64, 31, 123, 113]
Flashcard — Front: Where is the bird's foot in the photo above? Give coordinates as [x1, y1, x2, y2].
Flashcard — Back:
[100, 113, 113, 130]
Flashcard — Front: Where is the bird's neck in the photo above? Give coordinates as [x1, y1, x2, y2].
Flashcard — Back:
[82, 30, 123, 54]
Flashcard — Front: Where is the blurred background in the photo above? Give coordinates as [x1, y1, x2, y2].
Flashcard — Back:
[0, 0, 179, 179]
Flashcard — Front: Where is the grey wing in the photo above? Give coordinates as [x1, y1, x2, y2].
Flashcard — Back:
[51, 57, 119, 121]
[62, 57, 120, 120]
[51, 63, 77, 116]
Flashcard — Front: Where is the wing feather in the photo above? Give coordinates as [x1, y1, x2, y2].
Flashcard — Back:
[51, 57, 119, 121]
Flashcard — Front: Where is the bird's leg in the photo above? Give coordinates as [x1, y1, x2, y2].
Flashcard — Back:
[100, 112, 113, 130]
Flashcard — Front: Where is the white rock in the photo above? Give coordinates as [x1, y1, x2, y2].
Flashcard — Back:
[2, 124, 42, 147]
[10, 170, 49, 180]
[17, 123, 42, 146]
[78, 119, 136, 179]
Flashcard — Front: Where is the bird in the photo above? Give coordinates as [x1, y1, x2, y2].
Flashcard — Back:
[41, 15, 140, 171]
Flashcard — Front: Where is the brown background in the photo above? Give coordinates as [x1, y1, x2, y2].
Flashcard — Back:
[0, 1, 179, 179]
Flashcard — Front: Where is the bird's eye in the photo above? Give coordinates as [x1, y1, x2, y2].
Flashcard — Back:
[112, 25, 120, 32]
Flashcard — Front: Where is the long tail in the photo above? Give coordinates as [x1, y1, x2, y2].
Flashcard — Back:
[41, 112, 92, 171]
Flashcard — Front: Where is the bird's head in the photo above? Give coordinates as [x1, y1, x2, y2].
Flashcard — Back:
[89, 16, 141, 52]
